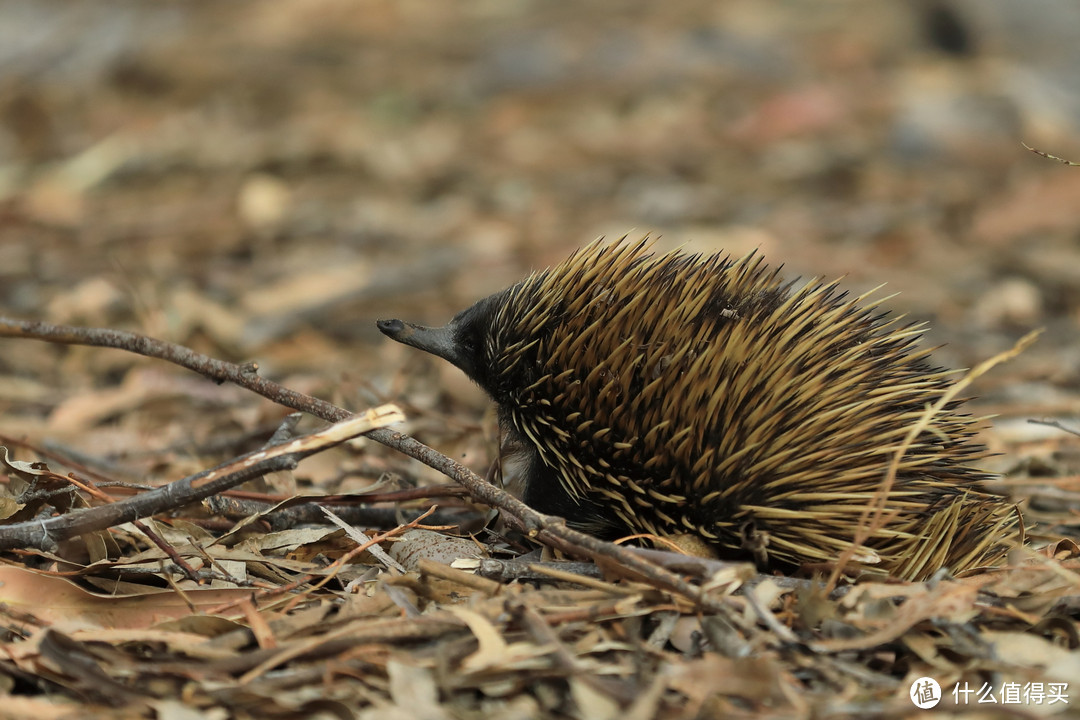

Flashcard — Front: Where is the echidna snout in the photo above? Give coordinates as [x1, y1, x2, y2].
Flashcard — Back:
[379, 292, 507, 384]
[376, 318, 457, 362]
[379, 240, 1022, 580]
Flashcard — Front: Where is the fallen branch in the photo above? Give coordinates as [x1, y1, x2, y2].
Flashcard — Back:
[0, 317, 731, 612]
[0, 405, 403, 550]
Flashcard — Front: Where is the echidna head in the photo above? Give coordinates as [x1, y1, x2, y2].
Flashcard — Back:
[377, 289, 508, 391]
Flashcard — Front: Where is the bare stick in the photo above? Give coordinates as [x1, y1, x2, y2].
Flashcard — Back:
[0, 405, 403, 550]
[1022, 142, 1080, 166]
[0, 317, 726, 611]
[1028, 418, 1080, 438]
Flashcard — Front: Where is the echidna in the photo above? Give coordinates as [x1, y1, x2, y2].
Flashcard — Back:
[378, 240, 1021, 580]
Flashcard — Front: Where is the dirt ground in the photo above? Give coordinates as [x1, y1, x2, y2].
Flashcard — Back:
[0, 1, 1078, 718]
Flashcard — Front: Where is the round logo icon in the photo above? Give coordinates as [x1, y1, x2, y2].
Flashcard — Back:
[910, 677, 942, 709]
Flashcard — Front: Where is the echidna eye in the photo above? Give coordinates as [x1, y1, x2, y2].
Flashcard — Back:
[455, 331, 475, 355]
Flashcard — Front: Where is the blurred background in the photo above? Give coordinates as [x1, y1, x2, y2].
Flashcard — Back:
[0, 0, 1078, 486]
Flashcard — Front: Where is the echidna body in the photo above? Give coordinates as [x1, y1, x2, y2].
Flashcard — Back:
[378, 240, 1020, 580]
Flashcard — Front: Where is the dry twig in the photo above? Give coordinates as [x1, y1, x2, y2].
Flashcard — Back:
[0, 404, 403, 550]
[0, 317, 729, 611]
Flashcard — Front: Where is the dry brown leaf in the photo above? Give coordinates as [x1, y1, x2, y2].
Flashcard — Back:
[0, 566, 254, 630]
[47, 367, 211, 432]
[448, 605, 515, 673]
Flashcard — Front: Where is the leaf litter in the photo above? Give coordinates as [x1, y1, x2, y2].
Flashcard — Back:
[0, 338, 1075, 718]
[0, 2, 1078, 718]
